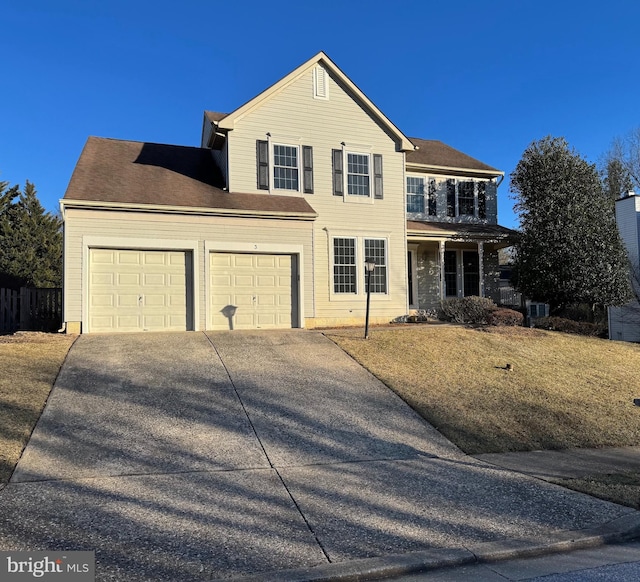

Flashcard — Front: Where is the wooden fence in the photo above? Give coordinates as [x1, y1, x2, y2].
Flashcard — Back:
[0, 287, 62, 334]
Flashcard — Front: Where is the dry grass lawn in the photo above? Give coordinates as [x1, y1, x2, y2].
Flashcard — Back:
[327, 325, 640, 455]
[0, 333, 76, 484]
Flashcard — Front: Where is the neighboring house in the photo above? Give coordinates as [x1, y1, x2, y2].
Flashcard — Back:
[60, 52, 514, 334]
[609, 192, 640, 342]
[497, 253, 548, 323]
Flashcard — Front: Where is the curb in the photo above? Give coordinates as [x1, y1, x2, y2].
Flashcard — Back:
[214, 512, 640, 582]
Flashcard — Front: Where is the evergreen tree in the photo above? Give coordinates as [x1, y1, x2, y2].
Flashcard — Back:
[511, 136, 631, 314]
[0, 180, 62, 288]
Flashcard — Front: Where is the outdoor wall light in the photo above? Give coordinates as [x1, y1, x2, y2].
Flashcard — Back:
[364, 258, 376, 339]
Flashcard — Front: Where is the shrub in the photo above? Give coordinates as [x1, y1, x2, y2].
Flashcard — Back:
[487, 308, 524, 327]
[439, 296, 497, 324]
[534, 316, 607, 337]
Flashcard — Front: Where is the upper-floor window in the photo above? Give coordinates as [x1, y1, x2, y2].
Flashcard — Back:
[273, 144, 299, 190]
[406, 176, 436, 215]
[257, 140, 313, 193]
[347, 153, 370, 196]
[447, 179, 487, 219]
[332, 149, 383, 200]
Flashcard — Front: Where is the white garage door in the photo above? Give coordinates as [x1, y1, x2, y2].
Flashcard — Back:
[89, 249, 191, 333]
[209, 253, 296, 330]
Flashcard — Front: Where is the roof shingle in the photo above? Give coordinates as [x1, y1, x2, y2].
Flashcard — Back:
[63, 137, 317, 216]
[407, 138, 501, 174]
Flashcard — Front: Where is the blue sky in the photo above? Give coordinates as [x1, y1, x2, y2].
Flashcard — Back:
[2, 0, 639, 229]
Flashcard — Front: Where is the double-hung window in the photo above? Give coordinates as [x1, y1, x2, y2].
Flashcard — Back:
[458, 181, 475, 216]
[257, 140, 314, 193]
[347, 153, 370, 196]
[364, 239, 387, 294]
[406, 177, 425, 213]
[332, 237, 388, 295]
[446, 179, 488, 218]
[273, 144, 299, 190]
[407, 176, 437, 215]
[333, 237, 357, 293]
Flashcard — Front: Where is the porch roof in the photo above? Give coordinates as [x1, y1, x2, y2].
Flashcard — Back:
[407, 220, 516, 244]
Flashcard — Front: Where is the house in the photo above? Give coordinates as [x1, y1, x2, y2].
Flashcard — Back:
[60, 52, 514, 334]
[609, 191, 640, 342]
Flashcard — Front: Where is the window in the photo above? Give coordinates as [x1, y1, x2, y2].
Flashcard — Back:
[273, 144, 299, 190]
[463, 251, 480, 296]
[444, 251, 457, 296]
[332, 236, 389, 295]
[256, 140, 313, 193]
[333, 238, 357, 293]
[458, 181, 475, 216]
[406, 177, 425, 213]
[364, 239, 387, 294]
[445, 179, 489, 218]
[347, 153, 370, 196]
[407, 176, 437, 215]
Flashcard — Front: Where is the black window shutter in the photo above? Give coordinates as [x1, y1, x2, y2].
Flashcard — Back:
[303, 145, 313, 194]
[373, 154, 383, 199]
[332, 149, 343, 196]
[447, 179, 456, 217]
[257, 140, 269, 190]
[478, 181, 486, 219]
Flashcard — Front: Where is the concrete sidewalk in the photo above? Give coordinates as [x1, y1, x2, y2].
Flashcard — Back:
[0, 330, 639, 582]
[474, 446, 640, 481]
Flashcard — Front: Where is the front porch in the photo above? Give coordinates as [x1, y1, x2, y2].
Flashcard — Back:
[407, 221, 514, 311]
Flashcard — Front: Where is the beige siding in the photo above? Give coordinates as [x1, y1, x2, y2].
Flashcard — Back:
[226, 66, 408, 322]
[64, 208, 313, 331]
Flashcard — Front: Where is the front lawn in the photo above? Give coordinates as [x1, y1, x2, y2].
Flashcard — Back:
[326, 325, 640, 455]
[0, 333, 76, 484]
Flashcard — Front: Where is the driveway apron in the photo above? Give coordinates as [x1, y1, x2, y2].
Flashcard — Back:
[0, 330, 636, 581]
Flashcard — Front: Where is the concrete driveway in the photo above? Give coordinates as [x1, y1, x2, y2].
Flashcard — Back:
[0, 331, 637, 581]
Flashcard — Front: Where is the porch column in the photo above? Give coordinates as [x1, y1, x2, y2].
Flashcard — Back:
[478, 241, 485, 297]
[439, 240, 446, 301]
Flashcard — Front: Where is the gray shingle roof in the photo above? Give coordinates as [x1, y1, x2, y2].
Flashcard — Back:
[63, 137, 317, 216]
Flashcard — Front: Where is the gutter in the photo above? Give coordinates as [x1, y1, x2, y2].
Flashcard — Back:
[60, 199, 318, 221]
[406, 162, 504, 178]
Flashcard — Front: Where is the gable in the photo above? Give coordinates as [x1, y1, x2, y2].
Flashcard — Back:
[216, 52, 414, 152]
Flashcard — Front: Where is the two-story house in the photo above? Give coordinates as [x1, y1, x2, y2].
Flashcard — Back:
[60, 52, 513, 334]
[609, 191, 640, 342]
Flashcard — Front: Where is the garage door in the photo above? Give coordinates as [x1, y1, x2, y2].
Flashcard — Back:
[89, 249, 191, 333]
[209, 253, 296, 330]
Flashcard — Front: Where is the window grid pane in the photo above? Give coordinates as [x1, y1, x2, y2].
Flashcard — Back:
[458, 181, 475, 216]
[333, 238, 356, 293]
[347, 153, 370, 196]
[406, 177, 425, 213]
[364, 239, 387, 294]
[273, 145, 299, 190]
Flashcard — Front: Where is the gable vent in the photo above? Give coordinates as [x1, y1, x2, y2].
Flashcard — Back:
[314, 66, 329, 100]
